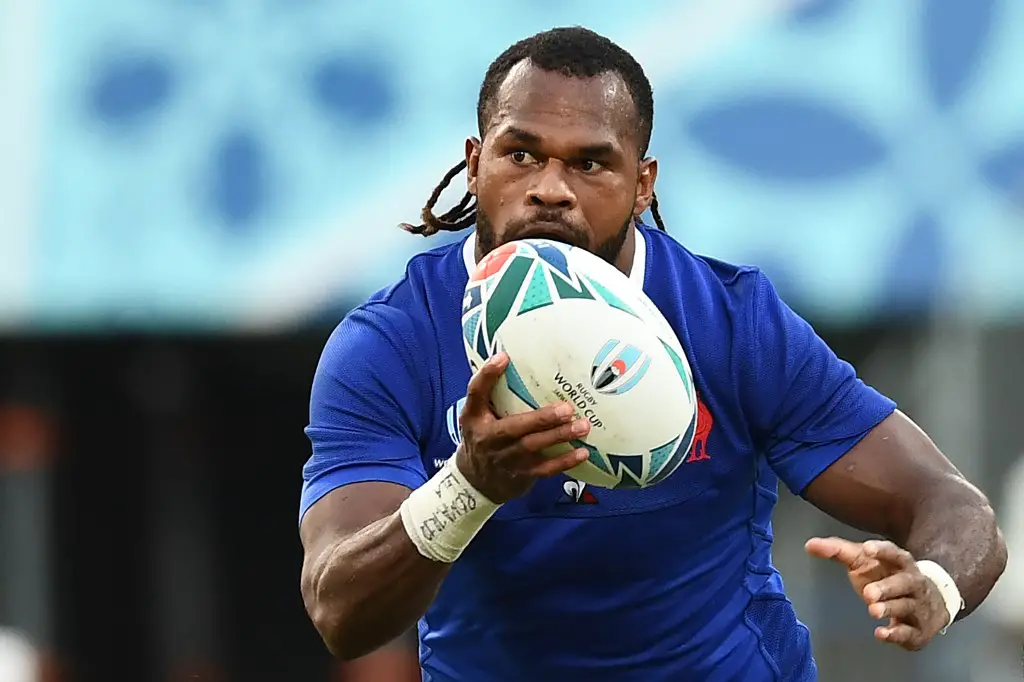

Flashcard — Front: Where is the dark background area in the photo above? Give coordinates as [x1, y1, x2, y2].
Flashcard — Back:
[1, 321, 1021, 681]
[0, 324, 912, 680]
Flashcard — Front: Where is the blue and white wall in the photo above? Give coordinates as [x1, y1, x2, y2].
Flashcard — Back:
[1, 0, 1022, 330]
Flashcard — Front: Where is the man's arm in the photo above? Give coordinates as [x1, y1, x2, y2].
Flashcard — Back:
[803, 410, 1007, 620]
[300, 482, 450, 661]
[299, 343, 590, 661]
[298, 305, 447, 660]
[736, 270, 1006, 647]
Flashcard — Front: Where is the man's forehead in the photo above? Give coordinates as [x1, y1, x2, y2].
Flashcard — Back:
[489, 60, 635, 135]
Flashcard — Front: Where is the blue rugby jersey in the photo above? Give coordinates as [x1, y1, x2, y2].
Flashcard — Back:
[300, 225, 896, 681]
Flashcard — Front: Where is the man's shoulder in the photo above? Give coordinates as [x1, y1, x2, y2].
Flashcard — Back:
[642, 226, 766, 308]
[365, 234, 468, 307]
[326, 236, 467, 354]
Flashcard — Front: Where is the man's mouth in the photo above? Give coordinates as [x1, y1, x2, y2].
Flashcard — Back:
[513, 221, 582, 247]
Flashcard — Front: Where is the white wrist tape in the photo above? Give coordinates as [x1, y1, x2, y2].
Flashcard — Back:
[915, 560, 964, 633]
[399, 456, 500, 563]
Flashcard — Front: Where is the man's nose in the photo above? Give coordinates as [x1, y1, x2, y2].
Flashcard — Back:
[526, 163, 577, 209]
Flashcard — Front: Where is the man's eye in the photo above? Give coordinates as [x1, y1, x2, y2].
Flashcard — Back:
[510, 151, 535, 164]
[579, 159, 603, 173]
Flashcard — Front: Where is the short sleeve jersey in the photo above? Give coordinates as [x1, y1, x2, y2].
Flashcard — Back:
[300, 225, 897, 681]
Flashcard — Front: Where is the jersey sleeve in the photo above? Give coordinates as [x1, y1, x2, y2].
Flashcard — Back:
[740, 271, 897, 495]
[299, 305, 431, 523]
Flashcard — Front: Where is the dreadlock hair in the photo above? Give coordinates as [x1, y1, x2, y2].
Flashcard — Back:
[399, 26, 666, 237]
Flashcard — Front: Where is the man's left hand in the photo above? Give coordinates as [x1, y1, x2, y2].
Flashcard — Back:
[805, 537, 950, 651]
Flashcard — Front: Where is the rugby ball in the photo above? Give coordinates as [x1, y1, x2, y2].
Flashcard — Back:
[461, 238, 698, 490]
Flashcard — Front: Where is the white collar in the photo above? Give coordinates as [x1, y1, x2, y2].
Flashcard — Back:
[461, 226, 647, 285]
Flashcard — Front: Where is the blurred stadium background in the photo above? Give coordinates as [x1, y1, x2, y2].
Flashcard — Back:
[0, 0, 1022, 680]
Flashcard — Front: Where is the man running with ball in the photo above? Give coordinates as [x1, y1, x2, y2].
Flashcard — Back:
[298, 26, 1007, 681]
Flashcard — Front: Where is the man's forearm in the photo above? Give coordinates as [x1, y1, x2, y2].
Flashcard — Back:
[304, 511, 451, 659]
[900, 475, 1007, 619]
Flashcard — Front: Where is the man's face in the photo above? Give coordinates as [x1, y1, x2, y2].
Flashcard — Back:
[466, 60, 657, 271]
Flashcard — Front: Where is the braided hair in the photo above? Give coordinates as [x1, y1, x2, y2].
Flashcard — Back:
[399, 27, 666, 237]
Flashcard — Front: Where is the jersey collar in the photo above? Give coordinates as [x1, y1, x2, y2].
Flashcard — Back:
[461, 226, 648, 285]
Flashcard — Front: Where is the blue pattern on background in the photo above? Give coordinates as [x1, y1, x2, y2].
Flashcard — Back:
[22, 0, 1024, 329]
[881, 213, 949, 315]
[89, 53, 175, 126]
[980, 143, 1024, 203]
[310, 54, 397, 127]
[210, 129, 267, 230]
[687, 96, 887, 180]
[921, 0, 996, 109]
[788, 0, 849, 24]
[676, 0, 1023, 320]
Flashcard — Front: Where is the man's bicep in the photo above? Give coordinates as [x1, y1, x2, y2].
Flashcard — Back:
[300, 481, 413, 556]
[801, 410, 962, 537]
[300, 457, 427, 524]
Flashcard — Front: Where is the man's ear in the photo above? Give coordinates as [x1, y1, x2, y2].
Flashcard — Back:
[466, 136, 482, 195]
[633, 157, 658, 217]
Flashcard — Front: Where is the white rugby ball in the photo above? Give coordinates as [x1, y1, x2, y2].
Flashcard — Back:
[460, 238, 698, 490]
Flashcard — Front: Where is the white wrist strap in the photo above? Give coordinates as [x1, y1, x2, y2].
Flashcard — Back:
[915, 560, 964, 633]
[399, 456, 500, 563]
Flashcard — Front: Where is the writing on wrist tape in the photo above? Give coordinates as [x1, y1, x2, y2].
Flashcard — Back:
[915, 559, 965, 634]
[399, 456, 500, 563]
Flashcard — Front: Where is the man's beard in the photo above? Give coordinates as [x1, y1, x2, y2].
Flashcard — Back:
[475, 208, 633, 267]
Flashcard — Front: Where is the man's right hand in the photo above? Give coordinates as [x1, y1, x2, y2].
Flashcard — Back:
[456, 352, 593, 503]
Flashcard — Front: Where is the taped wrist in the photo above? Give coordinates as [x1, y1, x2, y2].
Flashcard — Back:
[915, 559, 964, 633]
[399, 456, 500, 563]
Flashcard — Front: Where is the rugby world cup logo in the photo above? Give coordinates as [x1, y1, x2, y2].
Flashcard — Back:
[591, 340, 652, 396]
